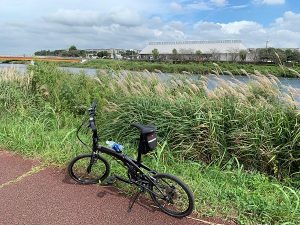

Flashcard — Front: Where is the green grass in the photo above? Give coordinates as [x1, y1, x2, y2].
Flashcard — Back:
[0, 63, 300, 224]
[59, 59, 300, 78]
[0, 112, 299, 224]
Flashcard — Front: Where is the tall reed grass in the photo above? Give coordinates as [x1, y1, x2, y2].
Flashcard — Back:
[93, 69, 300, 183]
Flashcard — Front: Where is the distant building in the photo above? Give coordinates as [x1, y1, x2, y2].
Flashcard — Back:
[85, 48, 141, 59]
[140, 40, 247, 61]
[85, 48, 124, 59]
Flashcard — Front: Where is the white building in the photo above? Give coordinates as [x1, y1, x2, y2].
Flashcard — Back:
[85, 48, 125, 59]
[140, 40, 247, 61]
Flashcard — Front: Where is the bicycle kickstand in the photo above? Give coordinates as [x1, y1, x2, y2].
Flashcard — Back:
[128, 190, 143, 212]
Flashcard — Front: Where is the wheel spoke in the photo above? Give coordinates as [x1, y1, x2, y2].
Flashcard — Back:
[150, 173, 194, 217]
[68, 154, 110, 184]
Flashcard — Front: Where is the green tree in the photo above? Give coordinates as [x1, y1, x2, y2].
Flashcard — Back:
[172, 48, 178, 55]
[258, 48, 287, 64]
[292, 50, 300, 63]
[97, 51, 110, 58]
[258, 48, 273, 62]
[125, 50, 137, 59]
[239, 50, 247, 62]
[69, 45, 77, 51]
[271, 49, 286, 64]
[172, 48, 178, 60]
[285, 49, 300, 62]
[195, 50, 202, 61]
[152, 48, 159, 60]
[79, 50, 86, 57]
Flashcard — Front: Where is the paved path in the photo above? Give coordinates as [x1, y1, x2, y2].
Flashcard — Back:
[0, 151, 235, 225]
[0, 151, 39, 184]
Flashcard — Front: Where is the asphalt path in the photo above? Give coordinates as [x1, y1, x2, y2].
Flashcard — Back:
[0, 151, 40, 184]
[0, 151, 236, 225]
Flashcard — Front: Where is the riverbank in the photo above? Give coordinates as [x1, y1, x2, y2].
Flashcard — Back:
[1, 63, 300, 224]
[59, 59, 300, 78]
[0, 60, 29, 64]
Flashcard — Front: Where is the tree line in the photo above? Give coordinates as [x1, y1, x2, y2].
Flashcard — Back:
[34, 45, 87, 57]
[34, 45, 140, 59]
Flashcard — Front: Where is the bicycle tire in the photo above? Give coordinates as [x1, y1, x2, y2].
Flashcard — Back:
[68, 153, 110, 184]
[150, 173, 194, 218]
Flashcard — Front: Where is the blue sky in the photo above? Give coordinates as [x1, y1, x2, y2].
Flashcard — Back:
[0, 0, 299, 55]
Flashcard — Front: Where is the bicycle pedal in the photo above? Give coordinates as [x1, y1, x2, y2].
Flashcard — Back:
[102, 176, 117, 185]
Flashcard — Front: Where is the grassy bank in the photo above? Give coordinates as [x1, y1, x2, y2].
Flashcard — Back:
[59, 59, 300, 78]
[0, 63, 300, 224]
[0, 60, 28, 64]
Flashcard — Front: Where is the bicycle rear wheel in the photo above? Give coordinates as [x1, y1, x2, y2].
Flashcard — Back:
[150, 173, 194, 218]
[68, 153, 110, 184]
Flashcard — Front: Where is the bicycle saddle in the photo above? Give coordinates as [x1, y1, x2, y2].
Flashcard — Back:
[131, 123, 156, 134]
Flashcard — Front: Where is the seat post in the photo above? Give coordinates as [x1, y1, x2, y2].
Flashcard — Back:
[136, 134, 143, 164]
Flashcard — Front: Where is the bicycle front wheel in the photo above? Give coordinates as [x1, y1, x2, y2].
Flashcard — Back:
[68, 153, 110, 184]
[150, 173, 194, 218]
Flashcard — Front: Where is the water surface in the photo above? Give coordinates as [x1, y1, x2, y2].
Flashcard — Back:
[1, 63, 300, 92]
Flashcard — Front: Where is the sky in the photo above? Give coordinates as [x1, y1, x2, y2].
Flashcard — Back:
[0, 0, 300, 55]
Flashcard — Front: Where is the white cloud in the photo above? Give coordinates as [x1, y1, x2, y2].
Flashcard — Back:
[193, 21, 222, 30]
[230, 4, 248, 9]
[45, 9, 143, 27]
[174, 0, 228, 11]
[149, 16, 162, 25]
[187, 2, 212, 10]
[220, 21, 263, 34]
[193, 20, 264, 35]
[210, 0, 228, 7]
[191, 20, 267, 47]
[45, 9, 100, 26]
[274, 11, 300, 32]
[191, 12, 300, 48]
[253, 0, 285, 5]
[109, 9, 142, 27]
[170, 2, 183, 11]
[169, 21, 185, 31]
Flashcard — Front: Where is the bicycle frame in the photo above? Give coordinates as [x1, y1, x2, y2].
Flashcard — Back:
[99, 146, 172, 201]
[85, 103, 165, 198]
[89, 127, 166, 197]
[89, 116, 154, 178]
[99, 146, 151, 178]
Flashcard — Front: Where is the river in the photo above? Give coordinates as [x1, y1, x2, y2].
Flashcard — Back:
[1, 63, 300, 92]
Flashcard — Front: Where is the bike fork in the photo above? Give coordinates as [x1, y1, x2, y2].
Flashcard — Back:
[87, 153, 97, 173]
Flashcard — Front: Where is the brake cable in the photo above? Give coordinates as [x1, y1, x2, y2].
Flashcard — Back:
[76, 117, 91, 150]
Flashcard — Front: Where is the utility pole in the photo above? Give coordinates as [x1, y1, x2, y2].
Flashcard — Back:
[265, 40, 270, 62]
[266, 40, 269, 49]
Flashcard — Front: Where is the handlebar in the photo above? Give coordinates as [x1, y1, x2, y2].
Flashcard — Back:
[88, 100, 97, 132]
[91, 100, 97, 110]
[89, 119, 97, 132]
[88, 100, 97, 116]
[76, 99, 99, 151]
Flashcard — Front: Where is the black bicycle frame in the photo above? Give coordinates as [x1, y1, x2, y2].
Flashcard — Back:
[96, 145, 167, 198]
[87, 108, 164, 197]
[90, 121, 155, 180]
[97, 145, 154, 179]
